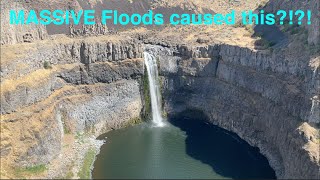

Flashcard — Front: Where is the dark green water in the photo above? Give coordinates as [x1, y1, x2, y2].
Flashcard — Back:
[92, 117, 276, 179]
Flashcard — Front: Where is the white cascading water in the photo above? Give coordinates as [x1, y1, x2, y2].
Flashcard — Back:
[144, 52, 164, 127]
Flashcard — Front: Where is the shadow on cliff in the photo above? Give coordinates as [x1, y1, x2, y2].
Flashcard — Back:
[169, 109, 276, 179]
[251, 0, 313, 50]
[251, 3, 287, 50]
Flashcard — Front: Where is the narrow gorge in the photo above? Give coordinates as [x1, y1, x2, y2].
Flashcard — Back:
[1, 0, 319, 179]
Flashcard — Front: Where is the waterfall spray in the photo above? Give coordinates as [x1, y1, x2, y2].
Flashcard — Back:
[144, 52, 164, 127]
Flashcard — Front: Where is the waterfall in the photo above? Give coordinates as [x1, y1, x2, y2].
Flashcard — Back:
[144, 52, 164, 127]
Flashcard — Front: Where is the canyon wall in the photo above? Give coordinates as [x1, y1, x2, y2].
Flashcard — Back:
[1, 0, 319, 178]
[157, 44, 319, 179]
[1, 37, 318, 178]
[0, 37, 145, 177]
[0, 0, 48, 45]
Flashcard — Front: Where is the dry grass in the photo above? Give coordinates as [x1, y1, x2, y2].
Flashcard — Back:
[0, 83, 93, 122]
[154, 25, 256, 48]
[1, 33, 129, 65]
[0, 63, 78, 96]
[12, 164, 47, 179]
[1, 44, 37, 64]
[309, 57, 320, 71]
[0, 83, 101, 178]
[1, 69, 52, 94]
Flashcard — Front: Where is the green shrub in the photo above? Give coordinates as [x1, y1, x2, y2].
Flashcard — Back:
[43, 61, 52, 69]
[245, 25, 254, 35]
[254, 38, 275, 49]
[14, 164, 47, 178]
[63, 123, 71, 134]
[125, 117, 142, 127]
[24, 165, 46, 174]
[233, 21, 244, 28]
[64, 171, 74, 179]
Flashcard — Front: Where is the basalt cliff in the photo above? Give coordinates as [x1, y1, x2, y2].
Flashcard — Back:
[1, 0, 319, 179]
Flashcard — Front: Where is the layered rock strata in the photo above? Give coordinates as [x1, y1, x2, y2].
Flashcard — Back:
[156, 44, 319, 179]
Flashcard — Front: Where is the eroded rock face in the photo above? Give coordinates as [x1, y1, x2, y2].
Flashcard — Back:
[0, 38, 143, 114]
[0, 37, 145, 173]
[1, 0, 319, 177]
[1, 80, 142, 167]
[157, 44, 319, 179]
[0, 0, 48, 45]
[69, 23, 110, 37]
[1, 39, 319, 179]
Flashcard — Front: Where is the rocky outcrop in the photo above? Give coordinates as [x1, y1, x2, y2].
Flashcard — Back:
[169, 44, 319, 123]
[1, 58, 143, 115]
[1, 80, 142, 167]
[0, 0, 48, 45]
[69, 24, 109, 37]
[0, 36, 143, 114]
[1, 0, 318, 179]
[1, 35, 318, 179]
[0, 37, 143, 80]
[156, 44, 319, 179]
[0, 36, 145, 177]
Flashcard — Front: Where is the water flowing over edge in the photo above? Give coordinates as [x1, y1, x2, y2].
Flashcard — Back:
[144, 51, 165, 127]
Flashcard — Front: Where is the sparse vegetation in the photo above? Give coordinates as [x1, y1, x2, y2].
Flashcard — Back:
[254, 38, 275, 50]
[25, 164, 47, 174]
[125, 117, 143, 127]
[61, 111, 71, 134]
[257, 0, 268, 9]
[60, 161, 75, 179]
[291, 27, 307, 36]
[75, 132, 85, 144]
[233, 23, 255, 37]
[77, 148, 96, 179]
[252, 31, 275, 50]
[233, 21, 245, 28]
[13, 164, 47, 178]
[63, 122, 71, 134]
[309, 44, 320, 55]
[55, 160, 75, 179]
[64, 171, 74, 179]
[281, 23, 308, 37]
[162, 110, 168, 118]
[245, 25, 255, 36]
[43, 61, 52, 69]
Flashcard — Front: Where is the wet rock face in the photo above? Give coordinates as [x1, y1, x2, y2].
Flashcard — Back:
[157, 44, 319, 179]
